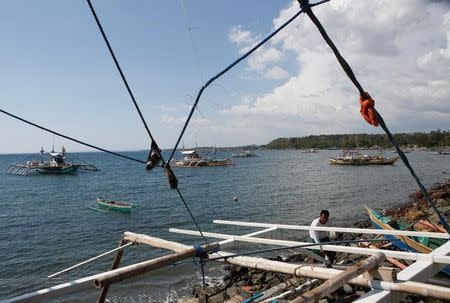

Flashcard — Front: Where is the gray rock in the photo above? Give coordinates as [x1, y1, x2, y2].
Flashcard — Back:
[226, 286, 240, 298]
[356, 290, 366, 297]
[207, 293, 224, 303]
[343, 283, 353, 294]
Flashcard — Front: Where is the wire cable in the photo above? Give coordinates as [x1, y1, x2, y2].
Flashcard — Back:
[0, 108, 146, 164]
[167, 0, 331, 164]
[86, 0, 159, 149]
[86, 0, 209, 244]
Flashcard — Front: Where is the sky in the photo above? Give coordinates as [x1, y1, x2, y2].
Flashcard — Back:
[0, 0, 449, 154]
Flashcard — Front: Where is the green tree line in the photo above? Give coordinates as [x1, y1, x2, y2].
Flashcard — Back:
[265, 130, 450, 149]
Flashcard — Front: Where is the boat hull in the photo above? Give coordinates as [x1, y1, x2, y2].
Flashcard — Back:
[36, 165, 80, 174]
[96, 198, 132, 213]
[173, 158, 233, 167]
[329, 157, 399, 165]
[365, 206, 450, 275]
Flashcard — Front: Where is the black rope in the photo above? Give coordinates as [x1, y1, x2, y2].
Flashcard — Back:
[176, 188, 209, 244]
[86, 0, 160, 152]
[299, 0, 450, 234]
[299, 0, 364, 95]
[167, 0, 331, 164]
[0, 108, 146, 164]
[375, 112, 450, 233]
[86, 0, 209, 243]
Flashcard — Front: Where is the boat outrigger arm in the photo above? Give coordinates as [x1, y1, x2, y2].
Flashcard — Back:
[3, 220, 449, 303]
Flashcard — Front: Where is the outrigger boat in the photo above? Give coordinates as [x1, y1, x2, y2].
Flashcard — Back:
[365, 206, 450, 275]
[6, 147, 99, 176]
[329, 149, 399, 165]
[231, 150, 257, 158]
[93, 198, 133, 213]
[6, 147, 90, 175]
[173, 150, 233, 167]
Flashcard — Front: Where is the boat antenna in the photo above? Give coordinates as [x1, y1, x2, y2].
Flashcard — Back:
[52, 135, 55, 153]
[40, 147, 44, 163]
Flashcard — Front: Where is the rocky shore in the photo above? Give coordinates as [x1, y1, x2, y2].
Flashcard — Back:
[178, 180, 450, 303]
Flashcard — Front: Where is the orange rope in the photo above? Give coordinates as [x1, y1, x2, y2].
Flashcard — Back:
[359, 92, 379, 127]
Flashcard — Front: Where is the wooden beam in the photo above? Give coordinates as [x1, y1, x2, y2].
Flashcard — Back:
[291, 253, 385, 303]
[213, 220, 449, 239]
[94, 242, 219, 288]
[356, 241, 450, 302]
[97, 237, 127, 303]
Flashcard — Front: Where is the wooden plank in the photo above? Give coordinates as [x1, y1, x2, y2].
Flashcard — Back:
[169, 228, 450, 264]
[291, 253, 385, 303]
[97, 237, 128, 303]
[213, 220, 449, 239]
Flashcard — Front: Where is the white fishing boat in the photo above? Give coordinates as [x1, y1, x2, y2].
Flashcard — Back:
[173, 150, 233, 167]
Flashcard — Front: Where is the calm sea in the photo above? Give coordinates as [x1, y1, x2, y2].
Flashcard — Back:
[0, 149, 449, 302]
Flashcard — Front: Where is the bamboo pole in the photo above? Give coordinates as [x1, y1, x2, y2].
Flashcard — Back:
[127, 232, 450, 301]
[252, 278, 297, 302]
[290, 253, 385, 303]
[213, 220, 449, 239]
[94, 242, 219, 288]
[169, 228, 450, 264]
[48, 242, 132, 279]
[123, 231, 189, 252]
[262, 279, 321, 303]
[97, 237, 127, 303]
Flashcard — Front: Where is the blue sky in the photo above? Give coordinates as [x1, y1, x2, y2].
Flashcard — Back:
[1, 0, 449, 153]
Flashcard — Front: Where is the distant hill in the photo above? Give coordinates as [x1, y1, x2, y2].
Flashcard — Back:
[265, 130, 450, 149]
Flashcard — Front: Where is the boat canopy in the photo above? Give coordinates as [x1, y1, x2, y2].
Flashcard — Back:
[181, 150, 198, 155]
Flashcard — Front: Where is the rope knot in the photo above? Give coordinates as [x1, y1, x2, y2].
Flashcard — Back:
[146, 141, 162, 171]
[164, 164, 178, 189]
[298, 0, 311, 11]
[359, 92, 379, 127]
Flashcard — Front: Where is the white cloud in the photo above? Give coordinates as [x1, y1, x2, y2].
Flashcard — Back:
[228, 26, 258, 46]
[229, 25, 290, 80]
[224, 0, 450, 142]
[265, 66, 290, 80]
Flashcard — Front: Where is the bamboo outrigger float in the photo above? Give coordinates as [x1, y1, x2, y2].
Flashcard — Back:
[3, 220, 449, 303]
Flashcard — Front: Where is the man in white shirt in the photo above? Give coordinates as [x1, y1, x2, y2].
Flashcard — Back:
[310, 210, 336, 262]
[310, 209, 332, 243]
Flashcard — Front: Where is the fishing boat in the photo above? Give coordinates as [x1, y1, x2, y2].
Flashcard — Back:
[329, 149, 399, 165]
[435, 150, 450, 155]
[365, 206, 448, 255]
[6, 147, 83, 175]
[231, 150, 257, 158]
[303, 148, 319, 153]
[173, 150, 233, 167]
[95, 198, 133, 213]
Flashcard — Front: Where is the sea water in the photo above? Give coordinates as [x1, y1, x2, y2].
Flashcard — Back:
[0, 149, 449, 302]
